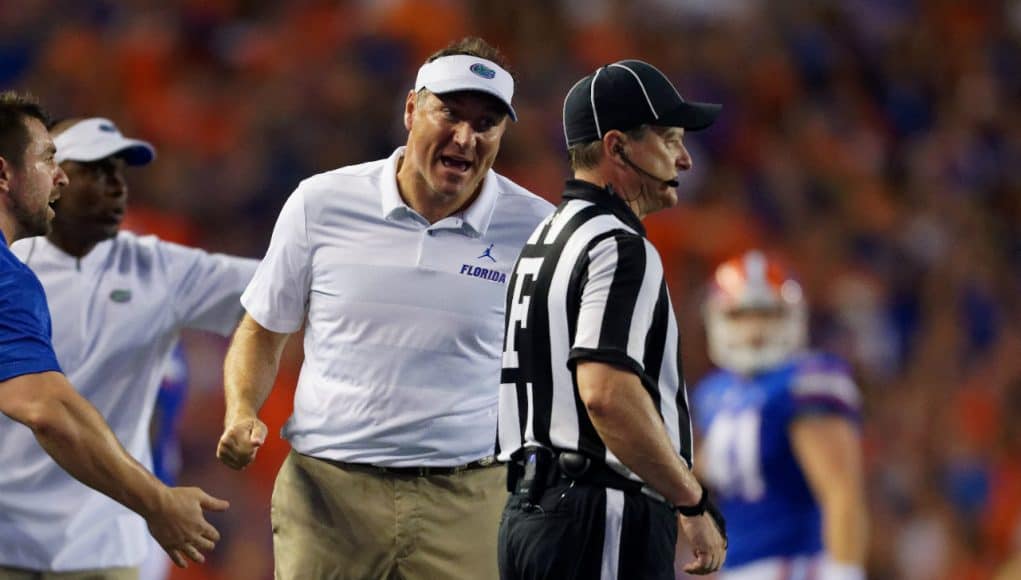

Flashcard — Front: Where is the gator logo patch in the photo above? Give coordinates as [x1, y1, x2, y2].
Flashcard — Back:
[470, 62, 496, 79]
[109, 289, 132, 303]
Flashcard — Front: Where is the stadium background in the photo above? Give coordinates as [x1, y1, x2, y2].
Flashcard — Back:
[3, 1, 1020, 578]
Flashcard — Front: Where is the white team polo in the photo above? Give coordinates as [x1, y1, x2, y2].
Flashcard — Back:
[1, 232, 257, 571]
[242, 147, 553, 467]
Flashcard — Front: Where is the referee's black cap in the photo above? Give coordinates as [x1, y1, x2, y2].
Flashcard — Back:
[563, 59, 721, 147]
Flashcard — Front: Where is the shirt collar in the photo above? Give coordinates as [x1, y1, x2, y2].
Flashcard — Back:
[380, 147, 499, 237]
[562, 179, 646, 237]
[23, 235, 114, 271]
[380, 148, 409, 219]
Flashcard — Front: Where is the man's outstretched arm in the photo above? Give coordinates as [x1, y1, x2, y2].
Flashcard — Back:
[0, 370, 229, 567]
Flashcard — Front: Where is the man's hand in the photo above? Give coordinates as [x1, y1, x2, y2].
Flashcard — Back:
[146, 486, 230, 568]
[216, 416, 268, 470]
[678, 511, 727, 575]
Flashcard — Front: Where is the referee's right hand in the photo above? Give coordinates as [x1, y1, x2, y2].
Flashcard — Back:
[678, 511, 727, 575]
[216, 415, 268, 470]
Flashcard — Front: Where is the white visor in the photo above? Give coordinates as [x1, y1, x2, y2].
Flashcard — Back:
[54, 117, 156, 166]
[414, 55, 517, 121]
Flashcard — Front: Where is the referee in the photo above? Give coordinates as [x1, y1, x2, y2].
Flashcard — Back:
[496, 60, 727, 579]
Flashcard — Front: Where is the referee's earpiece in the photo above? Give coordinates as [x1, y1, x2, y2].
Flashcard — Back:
[614, 139, 681, 188]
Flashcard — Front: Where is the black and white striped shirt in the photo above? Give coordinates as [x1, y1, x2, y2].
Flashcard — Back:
[497, 179, 693, 482]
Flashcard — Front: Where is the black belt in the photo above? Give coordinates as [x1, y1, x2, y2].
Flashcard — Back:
[507, 448, 665, 503]
[329, 455, 497, 477]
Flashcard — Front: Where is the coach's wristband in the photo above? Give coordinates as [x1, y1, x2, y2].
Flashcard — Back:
[673, 485, 708, 516]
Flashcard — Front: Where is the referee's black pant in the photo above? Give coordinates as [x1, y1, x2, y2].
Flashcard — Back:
[497, 481, 677, 580]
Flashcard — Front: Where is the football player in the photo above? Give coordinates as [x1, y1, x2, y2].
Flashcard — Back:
[692, 250, 867, 580]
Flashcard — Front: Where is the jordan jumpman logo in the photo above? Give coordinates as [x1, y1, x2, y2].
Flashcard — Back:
[478, 243, 496, 262]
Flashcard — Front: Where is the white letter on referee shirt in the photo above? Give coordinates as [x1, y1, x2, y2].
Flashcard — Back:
[503, 257, 544, 370]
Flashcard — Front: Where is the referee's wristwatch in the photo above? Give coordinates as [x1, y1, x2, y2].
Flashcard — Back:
[673, 484, 728, 545]
[672, 484, 709, 516]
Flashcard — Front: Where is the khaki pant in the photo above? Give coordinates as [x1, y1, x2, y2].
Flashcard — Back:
[272, 450, 508, 580]
[0, 566, 138, 580]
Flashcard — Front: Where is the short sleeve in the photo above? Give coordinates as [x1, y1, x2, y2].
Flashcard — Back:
[161, 242, 260, 335]
[241, 187, 313, 333]
[568, 234, 663, 377]
[789, 364, 862, 422]
[0, 268, 61, 382]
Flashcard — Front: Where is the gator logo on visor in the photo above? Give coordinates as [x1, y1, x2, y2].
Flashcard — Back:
[469, 63, 496, 79]
[109, 289, 132, 303]
[98, 123, 117, 132]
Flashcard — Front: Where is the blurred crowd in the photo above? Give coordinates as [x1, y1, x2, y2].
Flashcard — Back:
[3, 0, 1020, 578]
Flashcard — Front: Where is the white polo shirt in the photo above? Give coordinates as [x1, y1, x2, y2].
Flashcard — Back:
[1, 232, 258, 571]
[242, 147, 553, 467]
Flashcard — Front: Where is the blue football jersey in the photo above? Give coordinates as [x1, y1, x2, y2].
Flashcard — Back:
[151, 344, 189, 485]
[692, 352, 861, 568]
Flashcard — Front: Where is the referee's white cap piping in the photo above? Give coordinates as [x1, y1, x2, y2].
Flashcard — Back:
[590, 67, 603, 139]
[414, 55, 517, 121]
[607, 62, 659, 121]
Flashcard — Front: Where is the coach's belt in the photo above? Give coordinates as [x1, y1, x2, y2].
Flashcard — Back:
[335, 455, 497, 477]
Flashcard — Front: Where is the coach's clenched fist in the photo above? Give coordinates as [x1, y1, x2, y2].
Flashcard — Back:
[217, 415, 268, 470]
